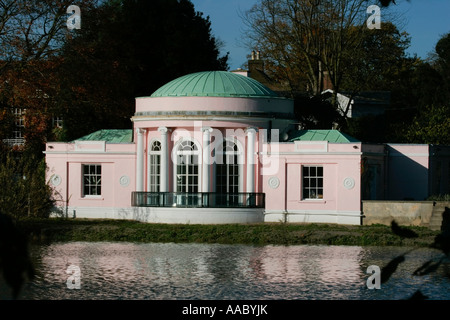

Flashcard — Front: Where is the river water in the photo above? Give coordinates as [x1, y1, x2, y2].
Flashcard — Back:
[2, 242, 450, 300]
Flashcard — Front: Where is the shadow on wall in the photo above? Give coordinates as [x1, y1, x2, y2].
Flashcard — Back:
[387, 146, 429, 200]
[116, 207, 151, 223]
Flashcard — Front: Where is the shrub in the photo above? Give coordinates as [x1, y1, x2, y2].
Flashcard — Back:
[0, 151, 54, 221]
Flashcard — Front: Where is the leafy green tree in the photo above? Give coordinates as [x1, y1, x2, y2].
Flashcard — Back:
[403, 105, 450, 145]
[0, 151, 54, 221]
[340, 22, 411, 93]
[388, 33, 450, 144]
[56, 0, 229, 141]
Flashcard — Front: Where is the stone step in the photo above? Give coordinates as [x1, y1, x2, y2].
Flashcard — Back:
[428, 203, 450, 231]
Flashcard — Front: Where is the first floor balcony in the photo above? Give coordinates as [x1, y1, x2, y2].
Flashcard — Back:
[131, 192, 265, 209]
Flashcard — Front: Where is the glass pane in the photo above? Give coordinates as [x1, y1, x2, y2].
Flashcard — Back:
[317, 167, 323, 176]
[318, 188, 323, 198]
[152, 141, 161, 151]
[303, 166, 309, 176]
[303, 189, 308, 199]
[304, 177, 310, 188]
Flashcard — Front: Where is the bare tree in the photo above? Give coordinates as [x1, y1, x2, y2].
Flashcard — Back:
[241, 0, 405, 120]
[0, 0, 97, 65]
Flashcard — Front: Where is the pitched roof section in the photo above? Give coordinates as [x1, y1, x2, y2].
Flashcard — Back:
[75, 129, 133, 143]
[289, 130, 360, 143]
[150, 71, 280, 98]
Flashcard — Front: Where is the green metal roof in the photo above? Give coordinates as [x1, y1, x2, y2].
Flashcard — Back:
[289, 130, 360, 143]
[75, 129, 133, 143]
[151, 71, 280, 98]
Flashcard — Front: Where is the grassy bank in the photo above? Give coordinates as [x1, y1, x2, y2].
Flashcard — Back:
[16, 218, 441, 247]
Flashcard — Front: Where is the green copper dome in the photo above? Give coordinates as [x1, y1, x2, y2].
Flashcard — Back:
[151, 71, 280, 98]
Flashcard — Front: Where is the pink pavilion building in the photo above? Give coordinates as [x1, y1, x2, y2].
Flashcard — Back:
[44, 71, 368, 225]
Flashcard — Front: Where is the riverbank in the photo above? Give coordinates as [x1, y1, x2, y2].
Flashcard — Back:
[16, 218, 441, 247]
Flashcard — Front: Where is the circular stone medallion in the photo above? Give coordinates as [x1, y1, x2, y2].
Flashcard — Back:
[343, 177, 355, 190]
[119, 175, 130, 187]
[50, 174, 62, 186]
[268, 177, 280, 189]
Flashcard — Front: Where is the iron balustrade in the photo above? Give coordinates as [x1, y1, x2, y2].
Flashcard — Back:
[131, 192, 265, 208]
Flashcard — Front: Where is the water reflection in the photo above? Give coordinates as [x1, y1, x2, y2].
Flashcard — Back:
[4, 242, 449, 300]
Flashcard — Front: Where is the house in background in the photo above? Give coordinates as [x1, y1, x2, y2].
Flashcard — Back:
[2, 107, 27, 147]
[235, 51, 390, 120]
[321, 89, 390, 119]
[44, 70, 450, 225]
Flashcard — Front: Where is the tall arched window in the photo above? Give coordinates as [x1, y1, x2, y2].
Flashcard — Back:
[175, 139, 200, 193]
[215, 138, 243, 206]
[216, 139, 241, 194]
[148, 140, 161, 192]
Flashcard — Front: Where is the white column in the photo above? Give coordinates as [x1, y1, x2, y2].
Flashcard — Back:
[246, 128, 257, 193]
[158, 126, 169, 192]
[136, 128, 146, 192]
[202, 127, 213, 192]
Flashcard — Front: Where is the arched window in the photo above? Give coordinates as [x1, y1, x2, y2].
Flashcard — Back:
[216, 139, 241, 194]
[175, 139, 200, 194]
[214, 138, 244, 206]
[148, 140, 161, 192]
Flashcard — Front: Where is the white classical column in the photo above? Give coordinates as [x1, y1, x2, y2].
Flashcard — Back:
[246, 128, 257, 193]
[158, 126, 169, 192]
[202, 127, 213, 192]
[135, 128, 146, 192]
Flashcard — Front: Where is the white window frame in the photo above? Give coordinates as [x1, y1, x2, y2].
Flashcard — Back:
[173, 138, 202, 193]
[302, 165, 324, 200]
[215, 137, 244, 193]
[12, 108, 25, 140]
[147, 139, 161, 192]
[82, 164, 102, 197]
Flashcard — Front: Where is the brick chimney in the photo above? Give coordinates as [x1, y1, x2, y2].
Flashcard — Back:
[322, 70, 333, 91]
[248, 50, 266, 84]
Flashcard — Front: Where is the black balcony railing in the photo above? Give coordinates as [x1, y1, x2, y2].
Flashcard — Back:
[131, 192, 265, 208]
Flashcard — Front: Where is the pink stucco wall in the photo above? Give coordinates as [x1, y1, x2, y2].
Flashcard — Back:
[261, 141, 362, 224]
[387, 144, 430, 200]
[135, 96, 293, 115]
[45, 130, 364, 224]
[45, 142, 136, 211]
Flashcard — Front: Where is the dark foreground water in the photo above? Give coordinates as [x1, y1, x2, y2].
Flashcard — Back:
[2, 242, 450, 300]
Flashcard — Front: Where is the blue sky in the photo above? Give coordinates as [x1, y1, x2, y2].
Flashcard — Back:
[191, 0, 450, 70]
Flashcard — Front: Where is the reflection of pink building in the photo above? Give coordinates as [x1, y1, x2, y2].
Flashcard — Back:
[44, 71, 450, 225]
